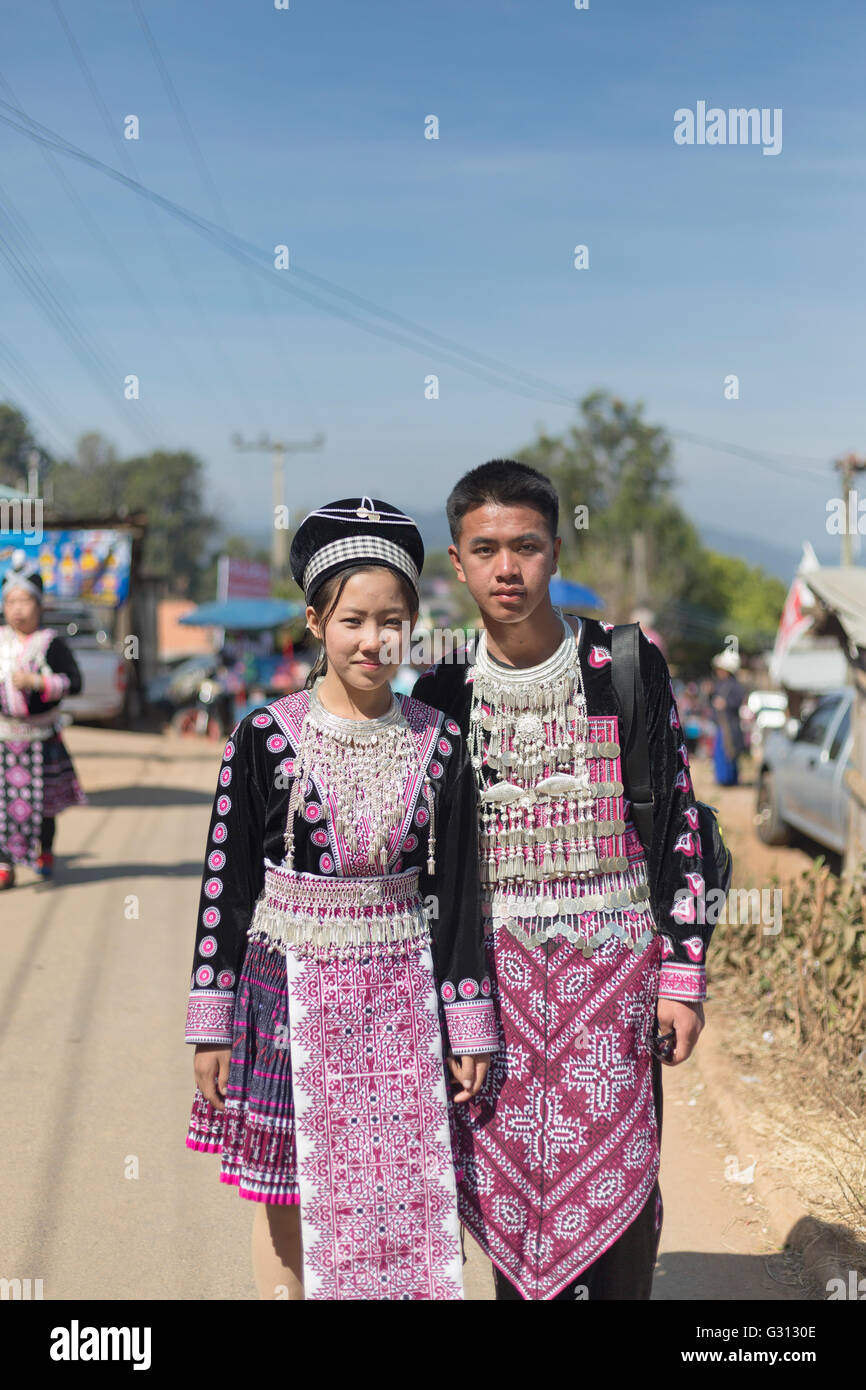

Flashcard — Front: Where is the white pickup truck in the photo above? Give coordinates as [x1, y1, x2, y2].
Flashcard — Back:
[42, 603, 129, 725]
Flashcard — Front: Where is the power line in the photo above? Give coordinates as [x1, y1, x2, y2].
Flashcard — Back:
[0, 96, 836, 482]
[0, 333, 79, 459]
[669, 428, 828, 480]
[127, 0, 325, 435]
[0, 188, 166, 450]
[0, 66, 233, 436]
[0, 331, 80, 445]
[50, 0, 259, 433]
[233, 432, 326, 578]
[0, 100, 582, 408]
[129, 0, 230, 227]
[0, 169, 170, 450]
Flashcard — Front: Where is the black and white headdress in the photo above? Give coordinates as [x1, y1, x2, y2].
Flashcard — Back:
[290, 496, 424, 603]
[1, 548, 43, 601]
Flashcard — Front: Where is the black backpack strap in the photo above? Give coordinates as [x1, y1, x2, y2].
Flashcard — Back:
[611, 623, 654, 854]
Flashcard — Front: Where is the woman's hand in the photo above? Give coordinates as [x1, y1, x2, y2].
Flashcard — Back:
[194, 1044, 232, 1111]
[12, 670, 42, 691]
[448, 1053, 490, 1103]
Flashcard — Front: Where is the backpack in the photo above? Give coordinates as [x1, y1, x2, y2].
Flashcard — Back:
[610, 623, 733, 917]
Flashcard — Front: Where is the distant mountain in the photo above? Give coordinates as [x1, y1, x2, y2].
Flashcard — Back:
[697, 524, 841, 582]
[411, 514, 835, 578]
[230, 517, 840, 584]
[237, 509, 455, 560]
[412, 509, 454, 554]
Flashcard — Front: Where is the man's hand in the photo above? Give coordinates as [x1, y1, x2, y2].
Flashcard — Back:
[656, 998, 705, 1065]
[448, 1054, 490, 1102]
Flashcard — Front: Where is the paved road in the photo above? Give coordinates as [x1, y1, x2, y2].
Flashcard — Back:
[0, 726, 807, 1301]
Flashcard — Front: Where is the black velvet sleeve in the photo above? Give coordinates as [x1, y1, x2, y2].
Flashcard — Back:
[27, 636, 83, 712]
[640, 633, 713, 1001]
[412, 659, 472, 734]
[184, 712, 269, 1044]
[420, 724, 497, 1057]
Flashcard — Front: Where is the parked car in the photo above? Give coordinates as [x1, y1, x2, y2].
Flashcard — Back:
[742, 689, 789, 758]
[755, 688, 852, 853]
[43, 603, 129, 725]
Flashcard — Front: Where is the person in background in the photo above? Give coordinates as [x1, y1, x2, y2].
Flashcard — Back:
[0, 550, 87, 886]
[710, 650, 747, 786]
[677, 681, 700, 756]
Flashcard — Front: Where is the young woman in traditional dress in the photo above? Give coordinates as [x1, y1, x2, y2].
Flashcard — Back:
[0, 550, 87, 887]
[184, 498, 496, 1301]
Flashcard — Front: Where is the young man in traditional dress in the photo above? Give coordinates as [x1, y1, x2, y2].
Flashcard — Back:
[414, 460, 712, 1301]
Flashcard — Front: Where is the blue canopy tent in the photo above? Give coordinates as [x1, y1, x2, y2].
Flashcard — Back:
[178, 598, 305, 630]
[549, 577, 604, 610]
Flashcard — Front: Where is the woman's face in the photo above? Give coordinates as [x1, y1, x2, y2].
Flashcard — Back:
[3, 587, 40, 633]
[307, 568, 414, 696]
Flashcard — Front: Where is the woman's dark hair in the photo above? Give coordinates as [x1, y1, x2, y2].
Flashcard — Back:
[304, 564, 419, 689]
[446, 458, 559, 542]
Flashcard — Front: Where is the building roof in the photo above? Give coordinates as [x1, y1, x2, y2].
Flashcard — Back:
[807, 567, 866, 650]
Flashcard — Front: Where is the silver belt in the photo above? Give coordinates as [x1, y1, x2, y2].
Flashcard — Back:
[246, 866, 432, 958]
[0, 713, 59, 742]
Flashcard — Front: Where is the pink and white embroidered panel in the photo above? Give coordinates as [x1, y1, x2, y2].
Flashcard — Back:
[455, 931, 662, 1300]
[0, 737, 44, 866]
[286, 941, 463, 1300]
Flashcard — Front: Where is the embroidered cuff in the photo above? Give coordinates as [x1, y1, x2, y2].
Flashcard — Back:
[658, 961, 706, 1002]
[42, 671, 71, 701]
[185, 989, 235, 1044]
[444, 1000, 498, 1055]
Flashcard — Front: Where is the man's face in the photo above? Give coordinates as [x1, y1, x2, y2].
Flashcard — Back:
[448, 502, 561, 625]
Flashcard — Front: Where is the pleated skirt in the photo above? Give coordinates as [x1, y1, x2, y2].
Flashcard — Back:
[186, 937, 300, 1204]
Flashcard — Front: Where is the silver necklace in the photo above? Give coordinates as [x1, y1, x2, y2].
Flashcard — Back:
[284, 680, 436, 874]
[469, 611, 600, 884]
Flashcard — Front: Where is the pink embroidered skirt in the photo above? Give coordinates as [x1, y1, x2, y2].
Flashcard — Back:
[187, 936, 300, 1204]
[187, 866, 464, 1298]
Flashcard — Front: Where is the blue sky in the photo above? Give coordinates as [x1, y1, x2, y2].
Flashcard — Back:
[0, 0, 862, 573]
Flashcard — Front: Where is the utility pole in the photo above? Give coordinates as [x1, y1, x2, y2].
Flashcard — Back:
[835, 453, 866, 566]
[631, 531, 649, 604]
[232, 432, 325, 582]
[26, 448, 42, 499]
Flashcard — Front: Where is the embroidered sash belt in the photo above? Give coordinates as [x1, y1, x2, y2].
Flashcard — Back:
[247, 864, 431, 959]
[0, 712, 60, 742]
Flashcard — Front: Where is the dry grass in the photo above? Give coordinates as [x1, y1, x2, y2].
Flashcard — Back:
[710, 861, 866, 1248]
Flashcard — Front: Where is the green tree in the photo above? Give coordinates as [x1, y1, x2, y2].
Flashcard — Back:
[0, 403, 50, 488]
[517, 391, 786, 672]
[121, 449, 218, 595]
[47, 432, 123, 512]
[519, 391, 697, 624]
[701, 550, 787, 650]
[46, 436, 218, 595]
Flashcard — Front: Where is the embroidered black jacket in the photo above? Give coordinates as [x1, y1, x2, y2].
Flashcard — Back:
[412, 615, 715, 1000]
[185, 690, 496, 1053]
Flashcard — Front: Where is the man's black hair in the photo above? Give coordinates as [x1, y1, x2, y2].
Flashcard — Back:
[446, 459, 559, 542]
